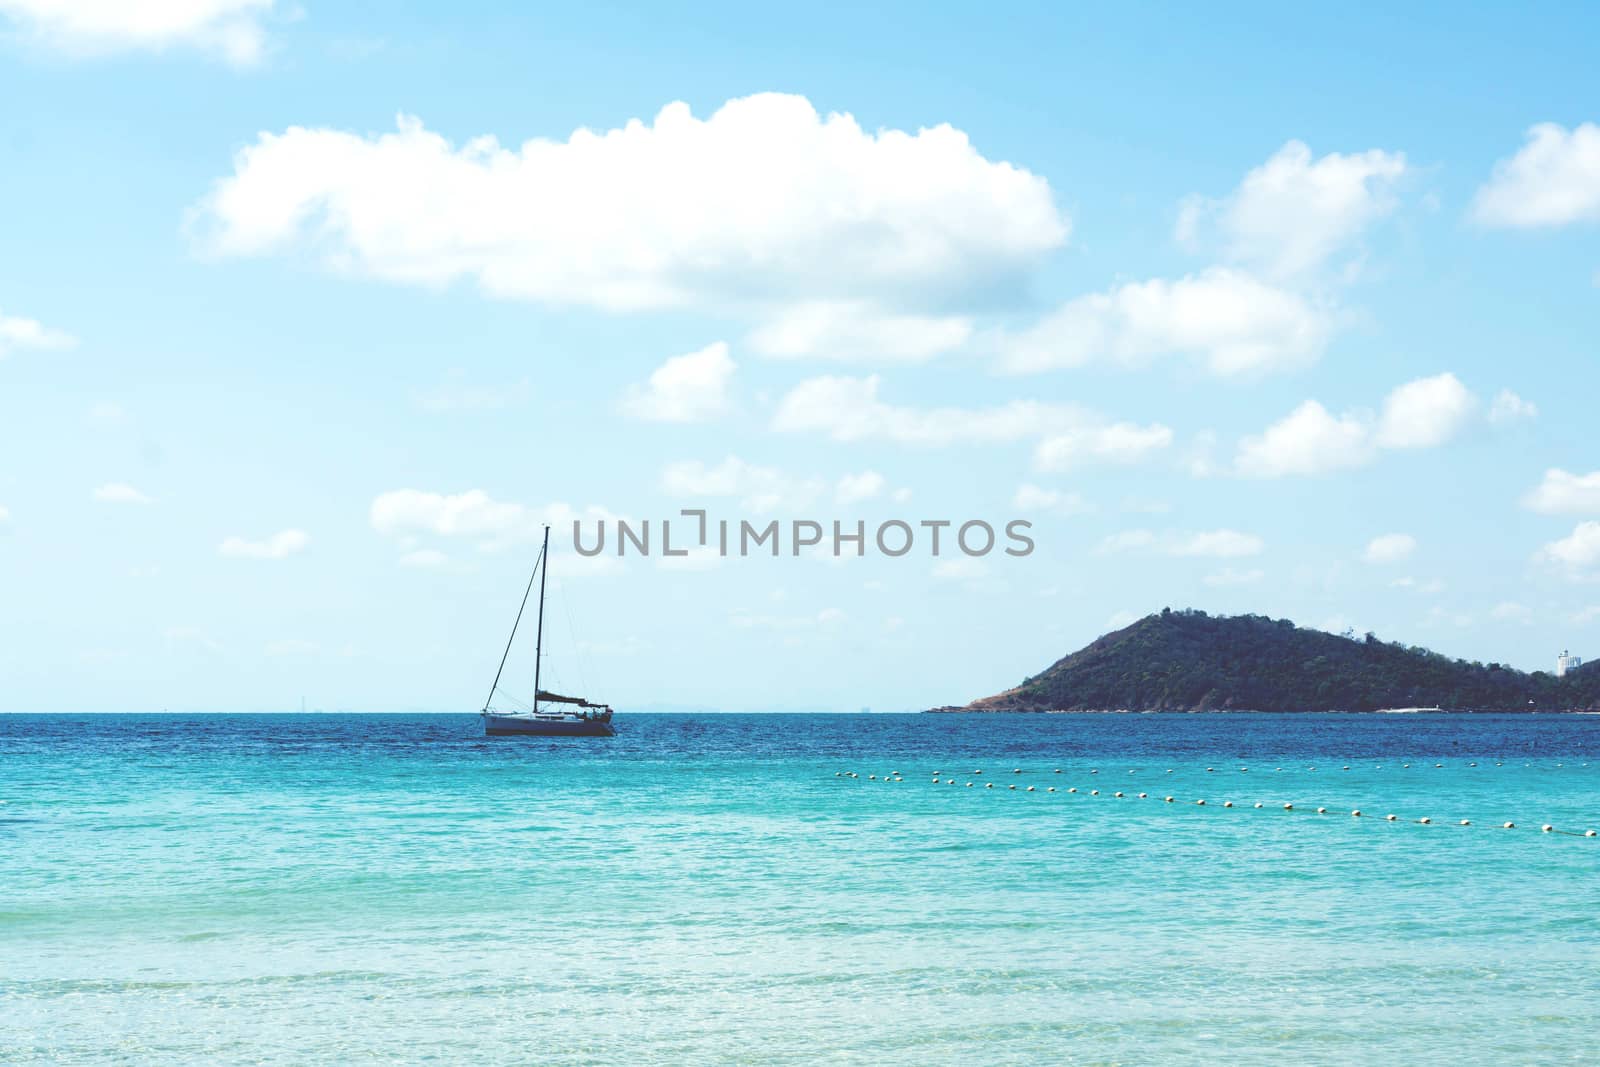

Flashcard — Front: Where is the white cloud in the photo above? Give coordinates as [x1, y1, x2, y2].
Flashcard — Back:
[0, 310, 76, 358]
[1034, 422, 1174, 472]
[1491, 601, 1533, 624]
[1178, 140, 1407, 277]
[0, 504, 9, 524]
[1523, 469, 1600, 515]
[399, 548, 449, 569]
[835, 471, 886, 505]
[731, 607, 846, 630]
[747, 301, 972, 362]
[412, 371, 531, 412]
[1012, 484, 1095, 515]
[1202, 567, 1265, 587]
[997, 268, 1331, 377]
[1391, 576, 1446, 595]
[1236, 373, 1479, 478]
[369, 490, 617, 566]
[932, 558, 990, 581]
[194, 95, 1066, 334]
[1235, 399, 1373, 477]
[0, 0, 276, 65]
[620, 341, 735, 423]
[92, 483, 152, 505]
[772, 375, 1171, 474]
[1097, 528, 1264, 558]
[1539, 521, 1600, 571]
[1374, 372, 1476, 449]
[660, 457, 822, 513]
[1472, 123, 1600, 228]
[1363, 533, 1417, 564]
[1489, 389, 1538, 425]
[219, 528, 309, 559]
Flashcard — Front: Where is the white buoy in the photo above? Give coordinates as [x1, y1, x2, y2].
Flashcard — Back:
[1419, 817, 1431, 824]
[1069, 787, 1078, 793]
[1008, 784, 1017, 790]
[1091, 769, 1099, 774]
[1164, 796, 1174, 803]
[1223, 801, 1233, 808]
[1342, 766, 1350, 771]
[1351, 810, 1362, 817]
[1503, 822, 1515, 829]
[1138, 792, 1148, 799]
[835, 772, 842, 777]
[1054, 769, 1062, 774]
[1586, 830, 1597, 838]
[1090, 789, 1100, 796]
[1114, 791, 1124, 798]
[1254, 802, 1264, 809]
[1542, 824, 1553, 833]
[1206, 767, 1214, 772]
[1469, 762, 1477, 767]
[869, 775, 877, 780]
[986, 783, 994, 789]
[1283, 803, 1293, 810]
[1027, 786, 1035, 792]
[966, 782, 974, 788]
[1459, 819, 1470, 826]
[1240, 767, 1249, 772]
[1316, 807, 1327, 814]
[1013, 768, 1022, 774]
[1403, 763, 1410, 768]
[1386, 814, 1397, 821]
[1046, 787, 1056, 793]
[1196, 799, 1206, 806]
[1434, 763, 1443, 768]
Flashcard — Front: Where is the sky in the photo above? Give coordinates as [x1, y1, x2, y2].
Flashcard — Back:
[1, 2, 1599, 712]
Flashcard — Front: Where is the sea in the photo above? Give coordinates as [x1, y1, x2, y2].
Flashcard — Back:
[2, 712, 1598, 1066]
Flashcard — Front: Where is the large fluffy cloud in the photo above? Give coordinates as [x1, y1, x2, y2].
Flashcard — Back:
[1179, 140, 1407, 277]
[997, 268, 1330, 377]
[1539, 521, 1600, 571]
[194, 95, 1067, 336]
[1472, 123, 1600, 228]
[0, 0, 275, 64]
[1235, 373, 1479, 477]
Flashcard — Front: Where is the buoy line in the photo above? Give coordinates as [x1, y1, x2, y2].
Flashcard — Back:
[833, 768, 1598, 840]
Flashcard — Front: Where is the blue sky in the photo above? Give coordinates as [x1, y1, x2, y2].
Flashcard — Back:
[2, 2, 1598, 712]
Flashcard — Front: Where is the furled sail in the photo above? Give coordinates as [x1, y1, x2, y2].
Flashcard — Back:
[536, 689, 611, 710]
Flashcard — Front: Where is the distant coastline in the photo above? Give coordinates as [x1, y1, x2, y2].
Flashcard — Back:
[939, 609, 1600, 714]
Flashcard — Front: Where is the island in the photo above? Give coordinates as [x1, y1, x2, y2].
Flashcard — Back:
[936, 608, 1600, 713]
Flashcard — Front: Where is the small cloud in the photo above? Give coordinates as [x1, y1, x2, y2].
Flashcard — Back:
[399, 548, 449, 569]
[621, 341, 735, 423]
[1490, 602, 1533, 624]
[1391, 576, 1445, 595]
[835, 471, 886, 505]
[219, 529, 309, 559]
[1099, 528, 1263, 558]
[933, 558, 990, 580]
[1538, 521, 1600, 572]
[1203, 567, 1265, 587]
[0, 310, 76, 358]
[412, 370, 531, 412]
[1523, 469, 1600, 515]
[92, 483, 152, 505]
[1013, 484, 1095, 515]
[1363, 533, 1416, 564]
[1489, 389, 1538, 425]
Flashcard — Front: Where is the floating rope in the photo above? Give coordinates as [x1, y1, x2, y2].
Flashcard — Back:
[832, 764, 1598, 840]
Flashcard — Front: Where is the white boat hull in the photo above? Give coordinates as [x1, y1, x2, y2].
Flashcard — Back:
[482, 712, 616, 737]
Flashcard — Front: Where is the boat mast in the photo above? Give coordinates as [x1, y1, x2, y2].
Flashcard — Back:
[482, 530, 547, 713]
[533, 524, 549, 711]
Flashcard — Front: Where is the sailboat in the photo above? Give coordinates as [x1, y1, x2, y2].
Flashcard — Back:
[480, 525, 616, 737]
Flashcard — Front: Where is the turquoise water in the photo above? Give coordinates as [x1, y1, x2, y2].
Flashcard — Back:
[3, 713, 1598, 1065]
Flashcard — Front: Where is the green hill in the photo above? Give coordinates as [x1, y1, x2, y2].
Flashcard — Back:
[955, 609, 1600, 712]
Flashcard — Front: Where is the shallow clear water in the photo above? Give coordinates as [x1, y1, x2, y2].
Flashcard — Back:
[3, 713, 1598, 1065]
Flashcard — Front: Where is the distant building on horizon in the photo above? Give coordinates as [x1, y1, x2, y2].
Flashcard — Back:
[1557, 650, 1583, 678]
